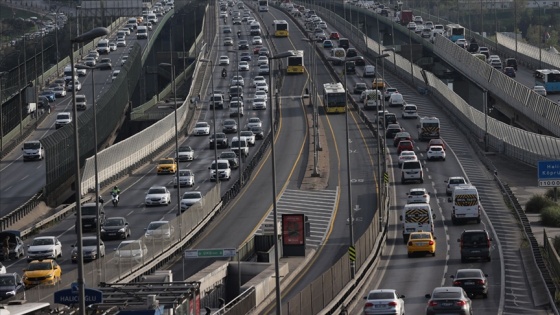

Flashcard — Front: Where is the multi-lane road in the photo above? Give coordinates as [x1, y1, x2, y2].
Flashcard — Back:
[0, 19, 157, 215]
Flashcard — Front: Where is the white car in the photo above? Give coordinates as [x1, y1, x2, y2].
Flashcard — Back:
[445, 176, 468, 195]
[257, 55, 269, 66]
[174, 169, 195, 187]
[407, 188, 430, 204]
[116, 38, 127, 47]
[240, 130, 256, 146]
[246, 117, 262, 129]
[180, 191, 202, 212]
[193, 122, 210, 135]
[407, 22, 416, 30]
[115, 240, 148, 263]
[427, 145, 446, 161]
[0, 263, 6, 274]
[398, 151, 417, 166]
[144, 186, 171, 206]
[111, 70, 120, 81]
[252, 76, 266, 87]
[384, 87, 398, 101]
[258, 65, 270, 75]
[177, 145, 194, 161]
[231, 75, 244, 86]
[144, 221, 174, 239]
[67, 80, 82, 91]
[252, 99, 267, 110]
[238, 61, 250, 71]
[109, 42, 117, 51]
[254, 90, 267, 101]
[255, 81, 268, 92]
[27, 236, 62, 262]
[121, 55, 129, 66]
[252, 36, 263, 45]
[53, 86, 66, 97]
[487, 55, 500, 64]
[219, 55, 230, 65]
[533, 85, 547, 96]
[318, 21, 327, 29]
[401, 104, 418, 119]
[363, 289, 405, 315]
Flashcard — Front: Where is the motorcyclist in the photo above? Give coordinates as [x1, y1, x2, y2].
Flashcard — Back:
[222, 68, 227, 77]
[111, 186, 121, 196]
[237, 30, 241, 38]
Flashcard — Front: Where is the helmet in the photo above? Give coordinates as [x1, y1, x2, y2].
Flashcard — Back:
[113, 186, 118, 190]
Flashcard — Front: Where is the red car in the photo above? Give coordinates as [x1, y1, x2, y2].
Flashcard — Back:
[393, 132, 412, 147]
[397, 140, 414, 154]
[427, 138, 445, 151]
[253, 45, 263, 55]
[329, 32, 340, 40]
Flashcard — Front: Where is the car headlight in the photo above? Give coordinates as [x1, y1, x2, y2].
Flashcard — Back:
[5, 290, 16, 296]
[118, 228, 126, 232]
[47, 273, 54, 278]
[101, 228, 106, 232]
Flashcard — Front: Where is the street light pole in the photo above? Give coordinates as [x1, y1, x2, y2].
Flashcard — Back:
[343, 61, 355, 279]
[227, 50, 242, 185]
[268, 50, 295, 315]
[70, 27, 109, 315]
[535, 1, 543, 68]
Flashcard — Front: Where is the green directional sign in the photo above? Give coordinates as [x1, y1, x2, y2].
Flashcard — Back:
[184, 248, 236, 259]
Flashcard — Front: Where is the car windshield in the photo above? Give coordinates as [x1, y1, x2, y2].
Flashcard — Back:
[456, 270, 482, 278]
[368, 292, 395, 299]
[249, 118, 260, 123]
[81, 206, 97, 215]
[240, 131, 253, 137]
[148, 188, 166, 194]
[23, 142, 41, 149]
[58, 114, 70, 120]
[81, 238, 98, 246]
[432, 291, 462, 299]
[450, 178, 465, 185]
[195, 123, 208, 128]
[179, 170, 192, 176]
[32, 238, 54, 246]
[104, 218, 124, 226]
[410, 190, 425, 196]
[118, 242, 140, 251]
[0, 276, 15, 286]
[179, 146, 192, 152]
[410, 233, 431, 239]
[183, 192, 201, 199]
[159, 159, 173, 164]
[221, 152, 236, 158]
[27, 262, 52, 270]
[147, 222, 168, 230]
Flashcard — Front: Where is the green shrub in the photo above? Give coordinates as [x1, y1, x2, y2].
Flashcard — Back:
[526, 194, 556, 213]
[540, 205, 560, 227]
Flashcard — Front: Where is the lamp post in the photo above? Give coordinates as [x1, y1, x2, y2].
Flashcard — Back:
[268, 50, 296, 315]
[70, 26, 109, 315]
[0, 71, 6, 152]
[159, 63, 181, 217]
[382, 48, 396, 74]
[535, 1, 543, 68]
[200, 58, 219, 189]
[227, 50, 243, 185]
[75, 62, 111, 280]
[373, 53, 390, 221]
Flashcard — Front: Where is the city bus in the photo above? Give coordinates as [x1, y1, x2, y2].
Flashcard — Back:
[445, 24, 465, 42]
[273, 20, 289, 37]
[534, 69, 560, 93]
[287, 50, 305, 74]
[258, 0, 268, 12]
[323, 82, 347, 113]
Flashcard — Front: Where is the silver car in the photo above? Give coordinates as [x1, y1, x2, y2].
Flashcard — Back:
[425, 287, 472, 315]
[174, 169, 195, 187]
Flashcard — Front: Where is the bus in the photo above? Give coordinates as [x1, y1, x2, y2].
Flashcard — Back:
[0, 301, 52, 315]
[287, 50, 305, 74]
[258, 0, 268, 12]
[273, 20, 289, 37]
[534, 69, 560, 93]
[323, 82, 347, 113]
[445, 24, 465, 42]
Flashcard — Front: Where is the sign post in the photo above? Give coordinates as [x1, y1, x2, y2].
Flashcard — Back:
[538, 160, 560, 201]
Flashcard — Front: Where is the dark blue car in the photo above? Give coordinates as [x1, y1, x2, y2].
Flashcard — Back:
[240, 52, 252, 61]
[40, 89, 56, 102]
[0, 272, 25, 301]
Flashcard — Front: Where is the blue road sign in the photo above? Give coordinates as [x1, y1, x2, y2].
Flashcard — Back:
[54, 288, 103, 306]
[538, 161, 560, 187]
[71, 282, 79, 293]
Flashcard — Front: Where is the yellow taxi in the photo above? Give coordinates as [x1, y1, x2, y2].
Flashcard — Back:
[157, 158, 177, 174]
[136, 16, 144, 24]
[372, 78, 386, 89]
[22, 259, 62, 288]
[407, 231, 436, 258]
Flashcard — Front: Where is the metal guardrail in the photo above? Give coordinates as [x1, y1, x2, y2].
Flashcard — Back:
[0, 192, 44, 232]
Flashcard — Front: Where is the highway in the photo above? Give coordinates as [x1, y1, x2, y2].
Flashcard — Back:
[0, 14, 160, 216]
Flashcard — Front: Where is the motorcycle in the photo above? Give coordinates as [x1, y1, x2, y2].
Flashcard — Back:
[222, 69, 227, 78]
[111, 192, 119, 207]
[237, 31, 241, 38]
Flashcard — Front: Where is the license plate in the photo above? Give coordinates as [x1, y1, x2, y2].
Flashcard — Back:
[416, 242, 427, 246]
[84, 224, 92, 227]
[465, 281, 474, 285]
[109, 233, 116, 236]
[441, 302, 453, 307]
[374, 305, 386, 308]
[406, 228, 415, 232]
[471, 250, 480, 253]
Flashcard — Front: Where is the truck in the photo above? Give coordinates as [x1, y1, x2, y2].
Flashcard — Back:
[76, 202, 105, 232]
[400, 10, 413, 25]
[400, 203, 435, 242]
[450, 184, 481, 224]
[417, 116, 440, 141]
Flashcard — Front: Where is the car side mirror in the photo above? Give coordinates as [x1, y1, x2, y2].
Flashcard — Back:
[433, 236, 437, 240]
[399, 215, 403, 221]
[457, 238, 461, 242]
[363, 296, 367, 300]
[425, 294, 431, 298]
[432, 214, 436, 219]
[448, 197, 452, 202]
[450, 275, 455, 279]
[101, 211, 105, 214]
[400, 295, 406, 298]
[71, 244, 75, 247]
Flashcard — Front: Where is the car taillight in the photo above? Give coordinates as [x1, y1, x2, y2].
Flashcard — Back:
[456, 300, 466, 306]
[428, 300, 438, 306]
[429, 241, 434, 245]
[388, 301, 397, 306]
[487, 238, 491, 247]
[364, 302, 373, 308]
[423, 194, 428, 198]
[477, 279, 485, 285]
[453, 280, 461, 286]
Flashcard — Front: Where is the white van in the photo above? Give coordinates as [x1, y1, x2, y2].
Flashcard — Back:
[450, 184, 481, 224]
[22, 140, 44, 161]
[96, 39, 110, 54]
[363, 65, 376, 78]
[400, 203, 435, 242]
[362, 89, 382, 110]
[63, 65, 77, 83]
[209, 159, 231, 181]
[136, 26, 148, 39]
[147, 13, 158, 24]
[231, 137, 249, 157]
[76, 95, 87, 111]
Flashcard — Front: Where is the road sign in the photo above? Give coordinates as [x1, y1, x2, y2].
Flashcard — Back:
[184, 248, 236, 259]
[538, 161, 560, 187]
[71, 282, 79, 293]
[54, 288, 103, 306]
[348, 245, 356, 262]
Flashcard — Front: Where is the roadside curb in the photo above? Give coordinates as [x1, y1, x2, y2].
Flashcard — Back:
[300, 97, 329, 190]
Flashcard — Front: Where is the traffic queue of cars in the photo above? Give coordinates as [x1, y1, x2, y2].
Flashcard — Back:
[307, 2, 493, 313]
